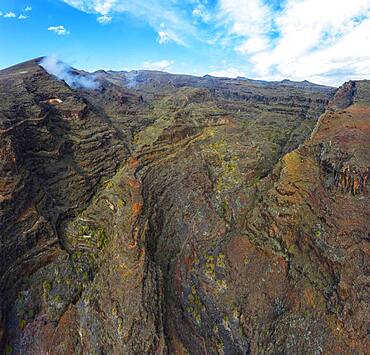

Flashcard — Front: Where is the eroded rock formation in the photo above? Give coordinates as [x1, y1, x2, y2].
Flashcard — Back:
[0, 59, 368, 354]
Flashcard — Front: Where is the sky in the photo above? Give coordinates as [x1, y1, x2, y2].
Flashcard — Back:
[1, 0, 370, 86]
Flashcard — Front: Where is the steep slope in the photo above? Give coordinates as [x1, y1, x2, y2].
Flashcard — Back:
[0, 59, 129, 352]
[1, 59, 368, 354]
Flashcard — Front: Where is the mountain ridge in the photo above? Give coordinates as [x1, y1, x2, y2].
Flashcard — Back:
[0, 58, 368, 354]
[0, 57, 334, 90]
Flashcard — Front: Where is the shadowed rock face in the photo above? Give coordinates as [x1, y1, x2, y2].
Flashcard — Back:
[0, 59, 368, 354]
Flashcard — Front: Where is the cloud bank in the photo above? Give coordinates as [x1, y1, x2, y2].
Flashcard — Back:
[60, 0, 200, 45]
[40, 56, 99, 89]
[58, 0, 370, 85]
[218, 0, 370, 85]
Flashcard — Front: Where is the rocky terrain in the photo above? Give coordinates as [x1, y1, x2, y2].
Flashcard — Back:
[0, 58, 368, 354]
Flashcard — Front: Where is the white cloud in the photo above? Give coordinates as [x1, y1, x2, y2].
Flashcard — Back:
[60, 0, 198, 45]
[192, 6, 203, 17]
[94, 0, 116, 15]
[0, 11, 3, 17]
[157, 31, 170, 44]
[208, 68, 246, 78]
[48, 25, 70, 35]
[268, 17, 370, 85]
[219, 0, 272, 54]
[192, 4, 211, 22]
[97, 15, 112, 24]
[24, 6, 32, 12]
[18, 14, 28, 20]
[219, 0, 370, 85]
[57, 0, 370, 85]
[61, 0, 115, 14]
[142, 60, 173, 71]
[236, 36, 269, 54]
[4, 12, 16, 18]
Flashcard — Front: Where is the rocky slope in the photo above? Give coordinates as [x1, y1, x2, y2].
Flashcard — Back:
[0, 58, 368, 354]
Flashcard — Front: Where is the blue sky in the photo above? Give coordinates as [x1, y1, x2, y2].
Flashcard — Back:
[1, 0, 370, 86]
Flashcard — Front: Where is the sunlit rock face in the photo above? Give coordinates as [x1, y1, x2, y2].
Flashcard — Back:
[0, 58, 369, 354]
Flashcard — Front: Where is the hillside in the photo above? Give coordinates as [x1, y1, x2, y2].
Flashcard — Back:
[0, 58, 368, 354]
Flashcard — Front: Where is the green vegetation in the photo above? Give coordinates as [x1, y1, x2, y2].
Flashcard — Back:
[78, 225, 90, 236]
[288, 244, 299, 255]
[217, 340, 224, 353]
[216, 253, 226, 268]
[187, 286, 205, 325]
[216, 279, 227, 292]
[117, 317, 124, 333]
[19, 319, 26, 330]
[94, 227, 108, 249]
[72, 250, 82, 261]
[134, 117, 172, 149]
[42, 280, 52, 292]
[223, 315, 231, 331]
[74, 224, 109, 250]
[117, 198, 125, 209]
[53, 295, 62, 304]
[246, 175, 261, 187]
[111, 306, 118, 317]
[232, 308, 240, 320]
[202, 139, 242, 193]
[104, 180, 114, 189]
[82, 271, 90, 281]
[204, 255, 216, 279]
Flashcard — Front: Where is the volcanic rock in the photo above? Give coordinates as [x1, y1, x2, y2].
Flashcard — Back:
[0, 59, 368, 354]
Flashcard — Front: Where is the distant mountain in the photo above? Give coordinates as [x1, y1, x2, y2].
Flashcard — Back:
[0, 58, 369, 354]
[93, 67, 333, 93]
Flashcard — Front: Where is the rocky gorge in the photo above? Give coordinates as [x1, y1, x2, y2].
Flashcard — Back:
[0, 58, 369, 354]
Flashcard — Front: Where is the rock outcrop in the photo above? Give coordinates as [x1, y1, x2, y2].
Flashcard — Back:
[0, 59, 368, 354]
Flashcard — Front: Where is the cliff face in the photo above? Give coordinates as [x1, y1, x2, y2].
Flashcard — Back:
[0, 59, 368, 354]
